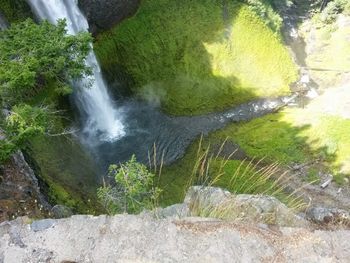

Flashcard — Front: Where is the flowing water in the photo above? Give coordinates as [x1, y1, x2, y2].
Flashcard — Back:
[94, 96, 295, 168]
[27, 0, 125, 142]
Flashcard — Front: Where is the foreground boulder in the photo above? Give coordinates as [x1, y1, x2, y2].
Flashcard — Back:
[157, 186, 308, 227]
[307, 207, 350, 226]
[0, 214, 349, 262]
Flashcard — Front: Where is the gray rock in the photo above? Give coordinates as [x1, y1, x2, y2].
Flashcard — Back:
[51, 205, 73, 219]
[31, 219, 56, 232]
[0, 151, 51, 223]
[0, 215, 350, 262]
[307, 207, 350, 225]
[155, 203, 190, 218]
[185, 186, 231, 207]
[78, 0, 141, 35]
[184, 186, 308, 227]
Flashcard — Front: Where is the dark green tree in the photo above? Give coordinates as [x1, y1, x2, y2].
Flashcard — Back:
[0, 19, 92, 161]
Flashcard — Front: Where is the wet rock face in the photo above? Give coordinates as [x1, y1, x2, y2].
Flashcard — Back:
[78, 0, 141, 35]
[0, 152, 50, 222]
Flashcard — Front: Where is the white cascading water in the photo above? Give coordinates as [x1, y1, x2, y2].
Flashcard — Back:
[27, 0, 125, 142]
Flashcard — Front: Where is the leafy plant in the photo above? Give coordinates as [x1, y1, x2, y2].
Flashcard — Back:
[98, 155, 162, 214]
[0, 19, 91, 106]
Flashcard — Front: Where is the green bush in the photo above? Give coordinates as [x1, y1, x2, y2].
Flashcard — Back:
[97, 155, 162, 214]
[243, 0, 284, 33]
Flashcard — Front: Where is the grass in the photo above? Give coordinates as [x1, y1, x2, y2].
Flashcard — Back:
[213, 112, 310, 164]
[94, 0, 298, 115]
[305, 168, 320, 184]
[160, 95, 350, 207]
[210, 106, 350, 176]
[159, 136, 304, 210]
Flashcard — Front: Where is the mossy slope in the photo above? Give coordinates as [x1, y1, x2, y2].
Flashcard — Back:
[28, 136, 102, 214]
[95, 0, 298, 115]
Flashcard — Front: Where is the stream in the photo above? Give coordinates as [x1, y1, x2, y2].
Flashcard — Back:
[91, 96, 295, 169]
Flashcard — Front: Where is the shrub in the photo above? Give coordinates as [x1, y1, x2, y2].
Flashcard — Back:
[98, 155, 162, 214]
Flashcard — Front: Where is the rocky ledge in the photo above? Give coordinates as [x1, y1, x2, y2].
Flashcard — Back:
[1, 186, 350, 262]
[1, 214, 350, 262]
[0, 152, 50, 222]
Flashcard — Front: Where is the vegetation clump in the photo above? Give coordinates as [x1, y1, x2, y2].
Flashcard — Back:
[98, 155, 162, 214]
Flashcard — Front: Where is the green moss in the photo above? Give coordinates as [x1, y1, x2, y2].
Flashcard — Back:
[28, 135, 103, 214]
[95, 0, 298, 115]
[0, 0, 32, 23]
[213, 112, 310, 164]
[333, 173, 346, 185]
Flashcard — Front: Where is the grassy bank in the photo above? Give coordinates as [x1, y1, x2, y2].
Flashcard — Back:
[159, 98, 350, 206]
[202, 106, 350, 181]
[94, 0, 298, 115]
[159, 136, 302, 208]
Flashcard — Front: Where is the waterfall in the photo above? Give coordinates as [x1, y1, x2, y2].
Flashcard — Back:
[27, 0, 125, 142]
